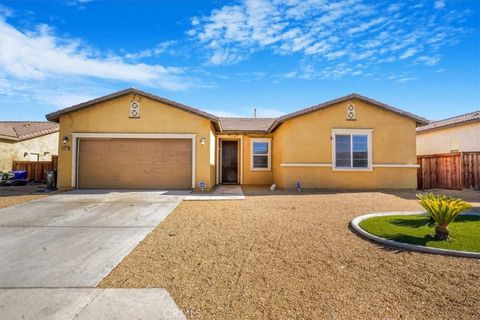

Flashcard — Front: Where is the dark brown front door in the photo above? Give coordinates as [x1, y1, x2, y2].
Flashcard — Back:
[221, 140, 238, 183]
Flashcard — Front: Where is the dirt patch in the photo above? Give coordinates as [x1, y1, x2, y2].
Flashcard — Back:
[0, 185, 49, 209]
[0, 195, 46, 209]
[99, 188, 480, 320]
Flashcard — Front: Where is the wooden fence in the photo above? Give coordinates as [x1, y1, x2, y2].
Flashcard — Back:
[417, 152, 480, 190]
[12, 155, 58, 182]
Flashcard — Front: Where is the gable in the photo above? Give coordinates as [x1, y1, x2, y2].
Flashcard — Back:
[56, 93, 218, 133]
[267, 93, 428, 132]
[276, 97, 419, 132]
[46, 88, 221, 131]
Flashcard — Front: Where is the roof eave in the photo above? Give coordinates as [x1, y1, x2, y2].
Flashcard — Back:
[45, 88, 221, 125]
[417, 118, 480, 133]
[220, 130, 269, 134]
[267, 93, 429, 132]
[0, 135, 19, 141]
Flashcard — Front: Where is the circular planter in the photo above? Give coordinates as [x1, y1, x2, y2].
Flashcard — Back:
[351, 211, 480, 259]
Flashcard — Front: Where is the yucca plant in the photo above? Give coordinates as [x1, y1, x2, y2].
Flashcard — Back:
[416, 193, 472, 240]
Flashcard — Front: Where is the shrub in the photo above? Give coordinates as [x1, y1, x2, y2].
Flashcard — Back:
[416, 193, 472, 240]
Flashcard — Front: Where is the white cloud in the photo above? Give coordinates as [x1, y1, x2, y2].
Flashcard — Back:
[399, 48, 418, 60]
[0, 4, 13, 17]
[387, 74, 417, 83]
[189, 0, 467, 80]
[0, 20, 196, 91]
[282, 71, 297, 78]
[416, 55, 440, 66]
[124, 41, 177, 60]
[396, 76, 417, 83]
[434, 0, 446, 10]
[346, 17, 386, 34]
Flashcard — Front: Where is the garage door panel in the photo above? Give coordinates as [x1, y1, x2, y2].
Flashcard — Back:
[78, 139, 192, 189]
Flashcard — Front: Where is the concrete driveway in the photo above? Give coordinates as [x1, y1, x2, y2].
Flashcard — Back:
[0, 190, 188, 288]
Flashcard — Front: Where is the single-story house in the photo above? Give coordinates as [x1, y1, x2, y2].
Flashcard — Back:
[0, 121, 59, 172]
[45, 88, 428, 191]
[417, 110, 480, 155]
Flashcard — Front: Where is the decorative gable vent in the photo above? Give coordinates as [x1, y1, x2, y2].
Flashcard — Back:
[346, 103, 356, 120]
[130, 99, 140, 118]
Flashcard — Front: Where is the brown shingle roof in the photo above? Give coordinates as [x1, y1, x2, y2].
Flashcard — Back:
[267, 93, 429, 132]
[220, 117, 275, 133]
[0, 121, 59, 141]
[417, 110, 480, 133]
[45, 88, 221, 131]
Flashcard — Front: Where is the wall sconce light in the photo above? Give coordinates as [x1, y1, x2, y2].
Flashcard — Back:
[63, 136, 69, 145]
[23, 152, 29, 157]
[200, 138, 206, 145]
[44, 152, 51, 156]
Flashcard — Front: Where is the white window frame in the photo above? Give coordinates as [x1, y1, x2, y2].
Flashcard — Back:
[250, 138, 271, 171]
[331, 128, 373, 171]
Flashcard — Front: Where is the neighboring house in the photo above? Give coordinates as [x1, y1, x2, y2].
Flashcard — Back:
[46, 88, 428, 191]
[0, 121, 59, 172]
[417, 111, 480, 155]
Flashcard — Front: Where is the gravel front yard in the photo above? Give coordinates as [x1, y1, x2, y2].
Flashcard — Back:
[99, 188, 480, 320]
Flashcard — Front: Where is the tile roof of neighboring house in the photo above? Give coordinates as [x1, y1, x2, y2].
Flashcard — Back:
[220, 117, 276, 133]
[417, 110, 480, 133]
[0, 121, 59, 141]
[267, 93, 429, 132]
[45, 87, 222, 131]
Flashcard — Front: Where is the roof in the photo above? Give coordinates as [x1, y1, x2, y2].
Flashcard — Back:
[0, 121, 59, 141]
[417, 110, 480, 133]
[44, 89, 428, 134]
[220, 117, 275, 133]
[267, 93, 429, 132]
[45, 88, 221, 131]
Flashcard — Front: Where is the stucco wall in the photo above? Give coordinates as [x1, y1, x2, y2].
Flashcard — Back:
[0, 132, 59, 172]
[417, 122, 480, 155]
[271, 98, 418, 189]
[57, 94, 215, 190]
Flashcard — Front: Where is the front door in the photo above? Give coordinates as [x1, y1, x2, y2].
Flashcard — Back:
[221, 140, 238, 183]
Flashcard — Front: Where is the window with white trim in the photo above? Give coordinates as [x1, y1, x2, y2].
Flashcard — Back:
[332, 129, 372, 170]
[251, 138, 271, 171]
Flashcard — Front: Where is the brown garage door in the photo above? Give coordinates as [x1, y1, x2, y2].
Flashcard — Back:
[78, 138, 192, 189]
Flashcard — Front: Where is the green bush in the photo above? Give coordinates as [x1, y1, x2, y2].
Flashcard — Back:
[416, 193, 472, 240]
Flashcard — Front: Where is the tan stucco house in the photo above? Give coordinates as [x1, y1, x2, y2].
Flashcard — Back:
[0, 122, 59, 172]
[417, 110, 480, 156]
[45, 88, 428, 191]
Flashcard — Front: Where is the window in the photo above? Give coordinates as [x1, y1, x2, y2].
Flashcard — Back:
[251, 138, 271, 171]
[332, 129, 372, 170]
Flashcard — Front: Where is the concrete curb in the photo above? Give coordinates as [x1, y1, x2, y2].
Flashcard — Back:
[350, 211, 480, 259]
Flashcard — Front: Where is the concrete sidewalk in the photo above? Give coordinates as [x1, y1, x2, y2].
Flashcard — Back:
[0, 288, 186, 320]
[185, 185, 245, 201]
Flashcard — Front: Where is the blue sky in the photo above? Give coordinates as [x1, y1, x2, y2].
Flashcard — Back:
[0, 0, 478, 121]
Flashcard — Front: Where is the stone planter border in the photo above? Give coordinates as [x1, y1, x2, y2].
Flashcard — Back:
[350, 211, 480, 259]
